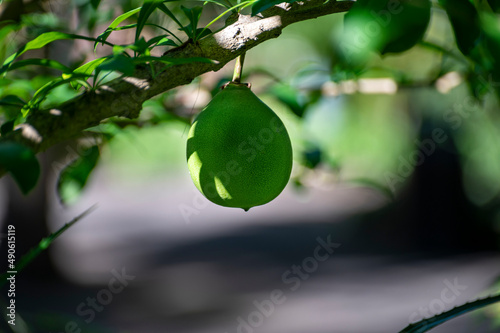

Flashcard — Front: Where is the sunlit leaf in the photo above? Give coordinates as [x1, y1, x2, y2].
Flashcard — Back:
[155, 37, 178, 47]
[1, 32, 113, 73]
[95, 7, 142, 50]
[57, 145, 100, 205]
[27, 74, 90, 112]
[66, 57, 108, 89]
[146, 35, 170, 47]
[0, 142, 40, 194]
[201, 0, 231, 9]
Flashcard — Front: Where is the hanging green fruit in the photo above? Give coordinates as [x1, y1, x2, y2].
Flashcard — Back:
[186, 80, 293, 211]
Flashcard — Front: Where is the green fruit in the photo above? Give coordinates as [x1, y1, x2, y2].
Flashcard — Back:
[186, 82, 293, 211]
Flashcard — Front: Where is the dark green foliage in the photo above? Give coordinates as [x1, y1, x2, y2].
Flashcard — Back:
[57, 146, 100, 204]
[439, 0, 481, 57]
[0, 143, 40, 194]
[342, 0, 431, 63]
[488, 0, 500, 12]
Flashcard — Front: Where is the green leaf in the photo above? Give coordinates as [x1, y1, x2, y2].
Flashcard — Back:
[342, 0, 431, 60]
[133, 55, 216, 66]
[382, 0, 431, 54]
[0, 142, 40, 194]
[1, 32, 113, 73]
[252, 0, 300, 15]
[2, 58, 72, 75]
[136, 1, 163, 42]
[181, 5, 203, 39]
[0, 95, 25, 107]
[97, 53, 135, 76]
[201, 0, 231, 9]
[133, 37, 151, 54]
[156, 37, 178, 47]
[57, 146, 100, 205]
[152, 36, 178, 47]
[481, 14, 500, 80]
[94, 7, 142, 50]
[157, 2, 185, 30]
[27, 73, 90, 112]
[195, 27, 212, 40]
[198, 0, 253, 39]
[73, 58, 109, 75]
[146, 34, 170, 48]
[439, 0, 481, 57]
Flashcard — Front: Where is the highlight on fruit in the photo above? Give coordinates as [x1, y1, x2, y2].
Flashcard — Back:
[186, 82, 293, 211]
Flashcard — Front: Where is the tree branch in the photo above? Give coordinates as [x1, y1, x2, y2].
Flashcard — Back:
[0, 0, 354, 158]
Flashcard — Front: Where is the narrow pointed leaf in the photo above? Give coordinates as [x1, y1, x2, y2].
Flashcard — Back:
[3, 58, 72, 74]
[94, 7, 141, 50]
[136, 1, 162, 42]
[1, 32, 113, 73]
[0, 205, 96, 287]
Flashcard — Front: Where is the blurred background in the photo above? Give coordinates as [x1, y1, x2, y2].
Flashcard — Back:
[0, 0, 500, 332]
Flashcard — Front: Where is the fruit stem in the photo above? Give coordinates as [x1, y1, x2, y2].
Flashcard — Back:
[232, 53, 246, 84]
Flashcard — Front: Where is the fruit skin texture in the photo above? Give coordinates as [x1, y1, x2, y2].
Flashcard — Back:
[186, 83, 293, 211]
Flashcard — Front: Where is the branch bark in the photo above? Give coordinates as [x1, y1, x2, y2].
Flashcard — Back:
[0, 0, 354, 157]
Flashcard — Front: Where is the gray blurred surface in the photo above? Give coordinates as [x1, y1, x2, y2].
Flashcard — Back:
[1, 165, 499, 333]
